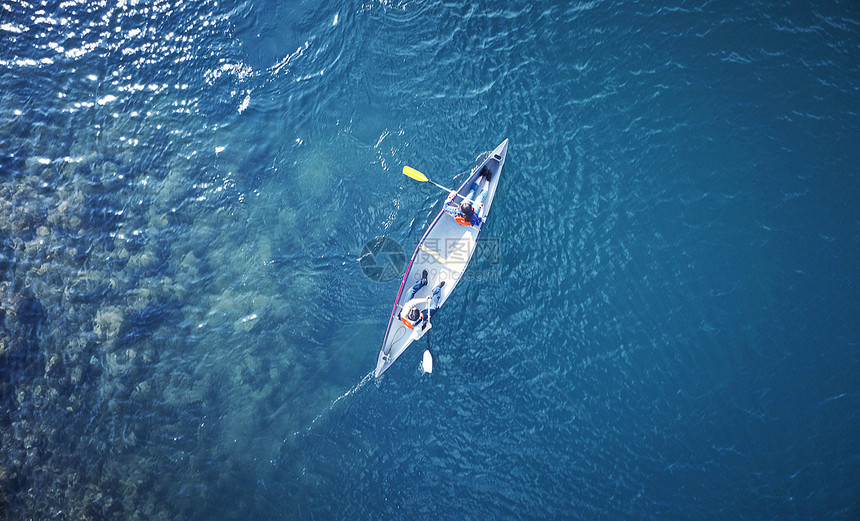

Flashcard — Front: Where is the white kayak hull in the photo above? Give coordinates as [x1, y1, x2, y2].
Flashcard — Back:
[375, 139, 509, 377]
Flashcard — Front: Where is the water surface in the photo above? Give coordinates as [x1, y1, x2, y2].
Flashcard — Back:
[1, 0, 858, 519]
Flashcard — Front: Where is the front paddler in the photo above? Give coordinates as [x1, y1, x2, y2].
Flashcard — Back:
[443, 165, 492, 228]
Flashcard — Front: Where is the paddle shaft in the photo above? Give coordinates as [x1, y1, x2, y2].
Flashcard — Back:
[435, 182, 486, 207]
[427, 179, 452, 192]
[404, 166, 483, 206]
[424, 318, 432, 373]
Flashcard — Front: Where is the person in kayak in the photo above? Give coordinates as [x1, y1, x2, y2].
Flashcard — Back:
[398, 271, 445, 331]
[444, 166, 492, 228]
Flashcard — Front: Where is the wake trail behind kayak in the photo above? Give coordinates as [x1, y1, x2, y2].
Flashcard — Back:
[307, 370, 375, 429]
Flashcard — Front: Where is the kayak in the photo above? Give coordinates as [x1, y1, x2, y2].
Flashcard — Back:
[375, 139, 509, 377]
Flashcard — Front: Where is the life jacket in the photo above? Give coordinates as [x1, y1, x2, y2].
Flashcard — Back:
[400, 305, 425, 330]
[455, 214, 473, 227]
[455, 209, 482, 228]
[444, 202, 475, 227]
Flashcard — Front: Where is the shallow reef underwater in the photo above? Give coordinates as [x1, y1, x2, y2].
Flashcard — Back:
[0, 81, 370, 519]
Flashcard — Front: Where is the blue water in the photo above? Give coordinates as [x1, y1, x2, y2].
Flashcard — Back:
[1, 0, 858, 519]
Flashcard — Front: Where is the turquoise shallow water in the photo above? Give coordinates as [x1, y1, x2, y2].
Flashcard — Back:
[1, 0, 859, 519]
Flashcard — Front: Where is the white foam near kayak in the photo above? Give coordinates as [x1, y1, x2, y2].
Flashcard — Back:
[375, 139, 508, 377]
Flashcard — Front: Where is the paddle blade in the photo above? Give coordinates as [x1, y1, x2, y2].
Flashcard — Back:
[403, 166, 429, 183]
[422, 350, 433, 374]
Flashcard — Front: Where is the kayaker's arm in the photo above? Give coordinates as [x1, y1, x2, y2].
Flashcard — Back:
[411, 318, 432, 340]
[443, 202, 460, 218]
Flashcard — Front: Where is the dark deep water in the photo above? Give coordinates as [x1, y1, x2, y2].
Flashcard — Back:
[1, 0, 858, 519]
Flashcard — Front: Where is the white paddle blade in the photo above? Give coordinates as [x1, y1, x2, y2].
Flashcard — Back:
[422, 350, 433, 374]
